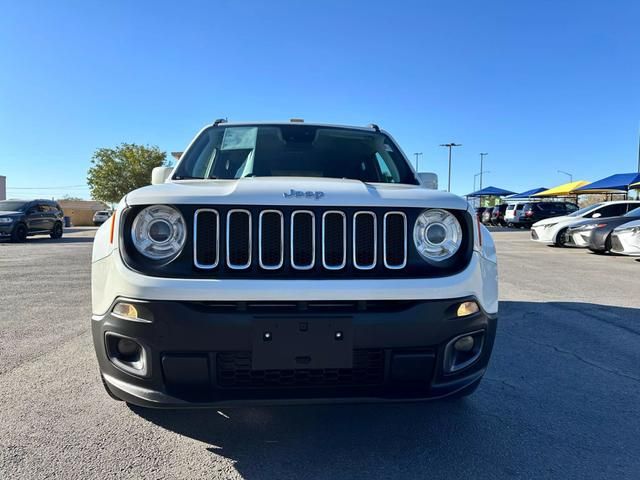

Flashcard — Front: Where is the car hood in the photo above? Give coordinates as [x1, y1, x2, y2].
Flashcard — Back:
[532, 215, 573, 227]
[570, 215, 638, 230]
[614, 218, 640, 231]
[125, 178, 470, 210]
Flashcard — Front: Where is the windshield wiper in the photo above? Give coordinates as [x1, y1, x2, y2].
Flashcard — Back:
[173, 175, 218, 180]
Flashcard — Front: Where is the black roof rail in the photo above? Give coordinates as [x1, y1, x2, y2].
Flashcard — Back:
[368, 123, 380, 132]
[213, 118, 227, 126]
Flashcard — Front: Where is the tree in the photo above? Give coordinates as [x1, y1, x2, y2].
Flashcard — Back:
[87, 143, 167, 204]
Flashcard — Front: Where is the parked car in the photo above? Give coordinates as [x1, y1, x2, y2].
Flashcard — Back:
[531, 201, 640, 247]
[513, 201, 578, 228]
[504, 201, 530, 227]
[610, 219, 640, 256]
[93, 210, 113, 226]
[566, 206, 640, 252]
[91, 120, 499, 408]
[475, 206, 488, 222]
[0, 199, 64, 242]
[481, 207, 494, 225]
[490, 204, 508, 226]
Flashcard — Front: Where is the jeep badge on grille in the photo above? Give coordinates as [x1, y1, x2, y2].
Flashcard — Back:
[283, 189, 325, 200]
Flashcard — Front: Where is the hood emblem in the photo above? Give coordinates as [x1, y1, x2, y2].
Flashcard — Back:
[283, 189, 325, 200]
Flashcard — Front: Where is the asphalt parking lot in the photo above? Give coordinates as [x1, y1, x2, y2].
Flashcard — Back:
[1, 228, 639, 479]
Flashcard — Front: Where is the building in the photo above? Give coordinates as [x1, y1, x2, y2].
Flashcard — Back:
[0, 175, 6, 201]
[58, 200, 109, 226]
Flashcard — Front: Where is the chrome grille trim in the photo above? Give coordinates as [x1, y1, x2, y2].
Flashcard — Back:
[193, 208, 219, 269]
[291, 210, 316, 270]
[353, 211, 377, 270]
[226, 209, 252, 270]
[383, 211, 407, 269]
[322, 210, 347, 270]
[258, 210, 284, 270]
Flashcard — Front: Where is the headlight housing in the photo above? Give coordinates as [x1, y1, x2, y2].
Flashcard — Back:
[131, 205, 186, 260]
[617, 226, 640, 235]
[0, 217, 13, 224]
[413, 209, 462, 261]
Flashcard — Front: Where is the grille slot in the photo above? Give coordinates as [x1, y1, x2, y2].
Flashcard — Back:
[291, 211, 315, 270]
[259, 210, 284, 269]
[217, 349, 385, 388]
[192, 207, 415, 274]
[226, 210, 252, 269]
[322, 211, 347, 270]
[353, 211, 377, 270]
[384, 212, 407, 269]
[194, 209, 219, 268]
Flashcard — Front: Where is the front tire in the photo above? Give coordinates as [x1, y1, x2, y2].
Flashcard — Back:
[50, 222, 63, 239]
[11, 223, 28, 242]
[554, 228, 568, 247]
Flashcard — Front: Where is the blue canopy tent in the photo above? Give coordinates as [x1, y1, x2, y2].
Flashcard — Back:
[505, 187, 548, 199]
[573, 173, 640, 195]
[466, 186, 516, 197]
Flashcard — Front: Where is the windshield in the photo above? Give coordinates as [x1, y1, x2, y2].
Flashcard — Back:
[625, 206, 640, 217]
[172, 125, 418, 184]
[568, 203, 604, 217]
[0, 200, 28, 212]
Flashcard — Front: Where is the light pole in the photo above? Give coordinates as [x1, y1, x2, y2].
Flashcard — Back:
[557, 170, 573, 182]
[414, 152, 423, 171]
[474, 171, 491, 191]
[479, 153, 488, 190]
[440, 143, 462, 192]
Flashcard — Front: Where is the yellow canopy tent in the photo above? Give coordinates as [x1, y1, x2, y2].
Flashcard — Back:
[533, 180, 589, 197]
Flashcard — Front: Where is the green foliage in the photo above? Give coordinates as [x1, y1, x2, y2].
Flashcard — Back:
[87, 143, 167, 203]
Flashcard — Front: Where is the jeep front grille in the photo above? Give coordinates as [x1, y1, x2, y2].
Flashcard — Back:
[193, 207, 408, 273]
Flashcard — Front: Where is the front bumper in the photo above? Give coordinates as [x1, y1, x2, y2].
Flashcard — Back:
[0, 224, 14, 236]
[610, 231, 640, 256]
[92, 297, 497, 408]
[567, 229, 591, 247]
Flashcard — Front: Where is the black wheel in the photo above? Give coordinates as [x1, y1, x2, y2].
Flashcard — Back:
[11, 223, 28, 242]
[446, 379, 482, 400]
[604, 235, 612, 253]
[554, 228, 568, 247]
[50, 222, 63, 239]
[101, 375, 123, 401]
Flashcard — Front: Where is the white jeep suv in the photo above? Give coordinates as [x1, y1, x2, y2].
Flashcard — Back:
[91, 121, 498, 408]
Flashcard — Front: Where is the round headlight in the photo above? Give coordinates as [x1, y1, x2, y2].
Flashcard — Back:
[131, 205, 186, 260]
[413, 209, 462, 261]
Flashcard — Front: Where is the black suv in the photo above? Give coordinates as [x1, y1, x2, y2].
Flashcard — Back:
[0, 199, 64, 242]
[514, 201, 578, 227]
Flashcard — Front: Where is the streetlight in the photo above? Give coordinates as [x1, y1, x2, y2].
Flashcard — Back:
[439, 143, 462, 192]
[479, 153, 488, 190]
[474, 171, 491, 192]
[414, 152, 423, 171]
[557, 170, 573, 182]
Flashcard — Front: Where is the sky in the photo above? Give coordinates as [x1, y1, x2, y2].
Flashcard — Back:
[0, 0, 639, 199]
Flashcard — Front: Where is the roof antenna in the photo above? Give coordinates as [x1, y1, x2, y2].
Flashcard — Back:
[368, 123, 380, 132]
[213, 118, 227, 126]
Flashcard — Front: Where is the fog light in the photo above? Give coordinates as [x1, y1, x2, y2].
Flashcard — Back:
[113, 302, 138, 320]
[117, 338, 141, 358]
[454, 335, 475, 352]
[456, 301, 479, 317]
[105, 332, 148, 376]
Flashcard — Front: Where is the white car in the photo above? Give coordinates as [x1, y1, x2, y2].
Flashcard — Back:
[90, 120, 498, 408]
[530, 201, 640, 247]
[504, 201, 529, 227]
[610, 219, 640, 255]
[93, 210, 113, 226]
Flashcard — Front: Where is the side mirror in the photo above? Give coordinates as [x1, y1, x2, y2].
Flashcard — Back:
[591, 212, 602, 218]
[417, 172, 438, 190]
[151, 166, 173, 185]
